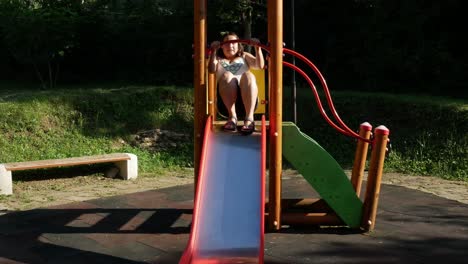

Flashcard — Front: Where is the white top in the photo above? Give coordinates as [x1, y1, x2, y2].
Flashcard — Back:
[216, 56, 250, 82]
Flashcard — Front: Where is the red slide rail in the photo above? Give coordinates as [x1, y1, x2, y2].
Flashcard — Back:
[179, 116, 213, 264]
[180, 115, 266, 263]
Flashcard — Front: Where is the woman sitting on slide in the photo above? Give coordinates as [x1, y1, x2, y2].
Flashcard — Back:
[208, 32, 265, 134]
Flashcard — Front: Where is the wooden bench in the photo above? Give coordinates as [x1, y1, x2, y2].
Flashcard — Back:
[0, 153, 138, 195]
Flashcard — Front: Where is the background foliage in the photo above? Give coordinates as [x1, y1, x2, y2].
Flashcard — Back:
[0, 0, 465, 98]
[0, 1, 466, 181]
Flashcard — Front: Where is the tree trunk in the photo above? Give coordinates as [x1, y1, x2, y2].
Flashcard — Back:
[48, 61, 53, 89]
[243, 8, 252, 52]
[33, 63, 46, 90]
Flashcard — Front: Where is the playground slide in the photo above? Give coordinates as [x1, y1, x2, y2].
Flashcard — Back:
[180, 117, 265, 264]
[282, 122, 363, 228]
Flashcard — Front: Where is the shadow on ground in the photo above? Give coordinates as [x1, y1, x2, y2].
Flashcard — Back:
[0, 179, 467, 263]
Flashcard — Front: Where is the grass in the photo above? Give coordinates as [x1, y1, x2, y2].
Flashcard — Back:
[284, 88, 467, 181]
[0, 82, 466, 183]
[0, 84, 194, 176]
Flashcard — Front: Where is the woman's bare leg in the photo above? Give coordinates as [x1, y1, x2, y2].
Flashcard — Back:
[218, 71, 239, 121]
[239, 71, 258, 126]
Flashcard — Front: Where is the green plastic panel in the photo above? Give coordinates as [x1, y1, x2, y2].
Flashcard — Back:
[282, 122, 363, 228]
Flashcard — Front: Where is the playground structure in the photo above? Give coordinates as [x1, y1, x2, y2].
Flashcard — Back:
[181, 0, 390, 263]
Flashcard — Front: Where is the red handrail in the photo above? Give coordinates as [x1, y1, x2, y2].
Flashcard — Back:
[218, 39, 271, 51]
[283, 61, 354, 137]
[283, 48, 365, 141]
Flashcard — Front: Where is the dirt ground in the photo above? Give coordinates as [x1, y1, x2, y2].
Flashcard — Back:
[1, 168, 467, 214]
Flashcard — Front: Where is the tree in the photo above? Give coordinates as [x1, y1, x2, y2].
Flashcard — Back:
[1, 2, 78, 88]
[211, 0, 266, 44]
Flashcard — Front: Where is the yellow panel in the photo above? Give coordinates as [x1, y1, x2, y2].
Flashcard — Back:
[211, 68, 267, 118]
[251, 68, 266, 114]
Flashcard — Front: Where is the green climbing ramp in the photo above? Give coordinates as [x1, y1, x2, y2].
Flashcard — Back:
[282, 122, 363, 228]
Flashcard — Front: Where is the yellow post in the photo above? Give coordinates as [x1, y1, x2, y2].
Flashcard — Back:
[251, 69, 267, 114]
[351, 122, 372, 197]
[362, 125, 390, 231]
[193, 0, 207, 186]
[267, 0, 283, 231]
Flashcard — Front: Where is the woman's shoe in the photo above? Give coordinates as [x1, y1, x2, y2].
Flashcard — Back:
[240, 118, 255, 135]
[223, 116, 238, 132]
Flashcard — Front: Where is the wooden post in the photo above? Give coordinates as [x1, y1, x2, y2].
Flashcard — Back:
[351, 122, 372, 197]
[267, 0, 283, 231]
[193, 0, 207, 187]
[208, 71, 216, 120]
[362, 125, 390, 231]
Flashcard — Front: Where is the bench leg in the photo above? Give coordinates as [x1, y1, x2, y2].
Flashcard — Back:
[0, 165, 13, 195]
[115, 153, 138, 180]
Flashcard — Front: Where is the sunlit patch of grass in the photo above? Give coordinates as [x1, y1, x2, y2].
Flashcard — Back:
[0, 83, 466, 184]
[284, 87, 467, 181]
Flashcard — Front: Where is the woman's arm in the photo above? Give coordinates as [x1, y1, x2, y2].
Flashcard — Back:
[208, 41, 220, 73]
[245, 38, 264, 70]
